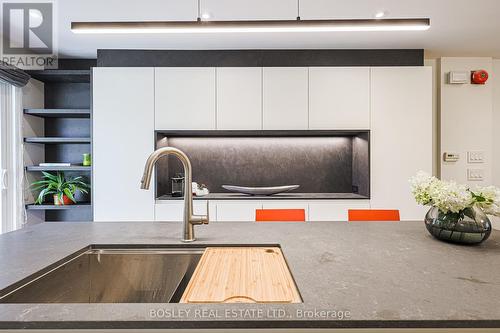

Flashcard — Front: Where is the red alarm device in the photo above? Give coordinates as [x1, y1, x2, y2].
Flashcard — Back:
[471, 70, 489, 84]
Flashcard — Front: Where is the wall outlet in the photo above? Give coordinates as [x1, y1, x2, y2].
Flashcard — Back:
[467, 151, 485, 163]
[467, 168, 485, 181]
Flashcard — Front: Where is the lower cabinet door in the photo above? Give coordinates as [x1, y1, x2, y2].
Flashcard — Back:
[155, 201, 214, 222]
[308, 200, 370, 221]
[215, 201, 263, 222]
[261, 201, 309, 221]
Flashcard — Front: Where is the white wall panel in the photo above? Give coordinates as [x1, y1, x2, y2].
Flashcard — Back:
[370, 67, 432, 221]
[93, 68, 155, 221]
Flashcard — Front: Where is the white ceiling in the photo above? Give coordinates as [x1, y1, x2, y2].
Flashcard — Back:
[55, 0, 500, 59]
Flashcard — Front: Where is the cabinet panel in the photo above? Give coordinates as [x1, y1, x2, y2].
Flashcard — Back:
[155, 68, 216, 130]
[309, 200, 370, 221]
[309, 67, 370, 129]
[215, 201, 262, 222]
[155, 200, 215, 222]
[263, 67, 308, 130]
[262, 201, 309, 221]
[370, 67, 432, 220]
[216, 68, 262, 130]
[93, 68, 154, 221]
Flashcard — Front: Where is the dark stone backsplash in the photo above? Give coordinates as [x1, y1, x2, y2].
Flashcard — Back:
[155, 134, 369, 198]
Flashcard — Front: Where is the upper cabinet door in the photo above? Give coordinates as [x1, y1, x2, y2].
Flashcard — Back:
[309, 67, 370, 130]
[263, 67, 308, 130]
[155, 68, 216, 130]
[93, 67, 155, 222]
[216, 68, 262, 130]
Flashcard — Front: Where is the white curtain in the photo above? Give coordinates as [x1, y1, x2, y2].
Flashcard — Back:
[0, 82, 24, 234]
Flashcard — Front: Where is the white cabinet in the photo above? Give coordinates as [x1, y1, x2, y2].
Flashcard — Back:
[262, 201, 309, 220]
[155, 200, 216, 222]
[216, 68, 262, 130]
[93, 68, 155, 222]
[155, 68, 216, 130]
[309, 200, 370, 222]
[370, 67, 432, 220]
[215, 201, 262, 222]
[263, 67, 308, 130]
[309, 67, 370, 129]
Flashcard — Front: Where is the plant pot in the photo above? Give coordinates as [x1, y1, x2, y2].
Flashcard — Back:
[53, 194, 74, 206]
[424, 206, 492, 245]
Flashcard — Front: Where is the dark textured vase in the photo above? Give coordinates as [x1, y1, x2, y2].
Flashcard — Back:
[424, 206, 492, 244]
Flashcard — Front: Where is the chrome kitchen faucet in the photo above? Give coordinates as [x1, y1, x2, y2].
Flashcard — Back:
[140, 147, 209, 242]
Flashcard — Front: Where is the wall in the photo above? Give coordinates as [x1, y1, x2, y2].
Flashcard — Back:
[437, 57, 500, 230]
[439, 57, 494, 186]
[493, 60, 500, 230]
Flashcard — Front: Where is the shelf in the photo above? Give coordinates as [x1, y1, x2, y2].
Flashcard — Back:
[26, 165, 91, 172]
[24, 108, 90, 118]
[27, 69, 91, 83]
[24, 137, 91, 144]
[26, 203, 91, 210]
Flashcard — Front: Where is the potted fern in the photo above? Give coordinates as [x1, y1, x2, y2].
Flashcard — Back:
[32, 172, 90, 205]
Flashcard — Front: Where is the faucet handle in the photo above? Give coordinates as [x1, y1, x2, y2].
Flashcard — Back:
[190, 201, 209, 225]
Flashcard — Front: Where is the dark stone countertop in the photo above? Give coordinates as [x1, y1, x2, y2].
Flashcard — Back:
[0, 221, 499, 330]
[157, 192, 369, 201]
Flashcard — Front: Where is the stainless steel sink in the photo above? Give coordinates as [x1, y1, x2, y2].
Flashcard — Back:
[0, 246, 203, 303]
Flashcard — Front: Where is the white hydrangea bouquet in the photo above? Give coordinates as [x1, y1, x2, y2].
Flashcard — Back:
[409, 171, 498, 244]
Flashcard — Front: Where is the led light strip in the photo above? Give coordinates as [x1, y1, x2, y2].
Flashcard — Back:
[71, 18, 430, 34]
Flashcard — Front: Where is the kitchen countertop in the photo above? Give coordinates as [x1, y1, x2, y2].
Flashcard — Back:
[157, 192, 369, 200]
[0, 221, 499, 330]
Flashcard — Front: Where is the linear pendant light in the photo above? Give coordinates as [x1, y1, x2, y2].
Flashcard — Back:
[71, 18, 430, 34]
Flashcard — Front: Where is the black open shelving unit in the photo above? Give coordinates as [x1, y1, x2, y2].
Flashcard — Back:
[24, 108, 91, 118]
[25, 165, 91, 172]
[24, 137, 92, 144]
[25, 203, 92, 211]
[24, 60, 95, 222]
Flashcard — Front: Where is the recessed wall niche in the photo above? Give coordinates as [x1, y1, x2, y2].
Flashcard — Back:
[155, 131, 369, 199]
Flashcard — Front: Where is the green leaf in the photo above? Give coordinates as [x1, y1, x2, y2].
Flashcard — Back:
[63, 188, 76, 203]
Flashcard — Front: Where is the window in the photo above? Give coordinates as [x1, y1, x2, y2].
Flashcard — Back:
[0, 82, 23, 234]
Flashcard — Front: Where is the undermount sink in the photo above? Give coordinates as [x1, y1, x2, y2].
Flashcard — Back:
[0, 246, 203, 303]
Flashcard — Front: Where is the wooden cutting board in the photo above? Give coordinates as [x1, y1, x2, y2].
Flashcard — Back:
[180, 247, 302, 303]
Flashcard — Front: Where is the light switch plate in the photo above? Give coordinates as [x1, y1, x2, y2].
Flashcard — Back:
[443, 152, 460, 162]
[448, 71, 469, 84]
[468, 168, 485, 181]
[467, 151, 485, 163]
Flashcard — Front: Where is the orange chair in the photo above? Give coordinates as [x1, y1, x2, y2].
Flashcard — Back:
[348, 209, 400, 222]
[255, 209, 306, 222]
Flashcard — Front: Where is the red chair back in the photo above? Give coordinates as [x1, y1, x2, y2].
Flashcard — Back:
[255, 209, 306, 222]
[348, 209, 400, 222]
